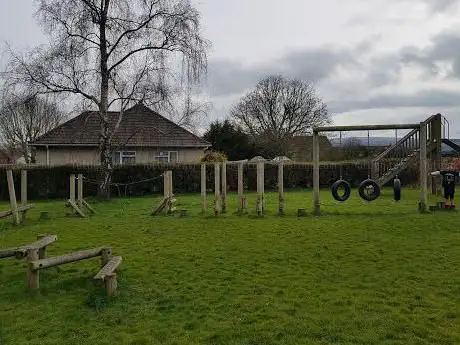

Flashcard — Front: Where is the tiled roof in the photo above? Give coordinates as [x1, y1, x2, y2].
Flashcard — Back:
[31, 104, 210, 148]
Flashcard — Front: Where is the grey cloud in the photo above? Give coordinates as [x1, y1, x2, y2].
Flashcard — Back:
[207, 46, 358, 97]
[400, 31, 460, 78]
[421, 0, 458, 12]
[329, 89, 460, 113]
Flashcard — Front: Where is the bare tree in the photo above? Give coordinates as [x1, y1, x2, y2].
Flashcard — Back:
[0, 93, 64, 163]
[231, 75, 330, 157]
[5, 0, 208, 198]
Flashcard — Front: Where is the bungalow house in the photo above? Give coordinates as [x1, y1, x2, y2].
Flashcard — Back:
[30, 103, 210, 165]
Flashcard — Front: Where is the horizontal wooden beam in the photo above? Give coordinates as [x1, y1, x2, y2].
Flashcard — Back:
[15, 235, 58, 258]
[313, 123, 421, 133]
[0, 204, 34, 219]
[30, 247, 110, 270]
[0, 247, 18, 259]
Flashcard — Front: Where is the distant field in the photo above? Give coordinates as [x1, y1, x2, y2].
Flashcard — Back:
[0, 189, 459, 345]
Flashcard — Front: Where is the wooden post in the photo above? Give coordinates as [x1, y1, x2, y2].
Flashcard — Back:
[278, 162, 284, 215]
[313, 132, 321, 216]
[214, 163, 221, 215]
[101, 248, 112, 267]
[36, 235, 48, 259]
[168, 171, 173, 197]
[419, 123, 428, 213]
[6, 170, 20, 225]
[27, 249, 39, 290]
[105, 274, 118, 297]
[256, 161, 264, 216]
[21, 170, 27, 222]
[70, 174, 76, 202]
[221, 162, 227, 213]
[430, 114, 442, 195]
[238, 162, 245, 213]
[163, 171, 169, 198]
[77, 174, 83, 209]
[201, 163, 207, 215]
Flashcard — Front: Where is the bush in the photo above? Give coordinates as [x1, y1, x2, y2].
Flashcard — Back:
[200, 151, 228, 163]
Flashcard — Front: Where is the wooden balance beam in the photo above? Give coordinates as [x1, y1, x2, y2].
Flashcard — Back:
[28, 246, 121, 296]
[0, 235, 57, 260]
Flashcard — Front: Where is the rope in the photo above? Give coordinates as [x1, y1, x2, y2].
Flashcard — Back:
[82, 174, 164, 187]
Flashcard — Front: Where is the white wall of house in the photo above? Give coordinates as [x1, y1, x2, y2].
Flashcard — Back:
[34, 146, 206, 165]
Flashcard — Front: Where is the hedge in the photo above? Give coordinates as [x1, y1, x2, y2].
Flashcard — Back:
[0, 162, 420, 201]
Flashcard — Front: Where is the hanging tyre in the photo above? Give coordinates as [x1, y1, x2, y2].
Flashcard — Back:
[358, 179, 381, 202]
[393, 178, 401, 201]
[331, 179, 351, 202]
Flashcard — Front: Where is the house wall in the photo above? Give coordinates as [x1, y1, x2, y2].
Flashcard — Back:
[34, 147, 205, 165]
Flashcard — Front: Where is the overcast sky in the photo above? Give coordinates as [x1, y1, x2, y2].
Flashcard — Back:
[1, 0, 460, 137]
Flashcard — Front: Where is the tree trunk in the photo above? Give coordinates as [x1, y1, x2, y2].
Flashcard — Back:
[98, 0, 111, 200]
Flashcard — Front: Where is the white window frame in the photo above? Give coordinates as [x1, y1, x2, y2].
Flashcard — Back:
[112, 151, 136, 165]
[155, 151, 178, 163]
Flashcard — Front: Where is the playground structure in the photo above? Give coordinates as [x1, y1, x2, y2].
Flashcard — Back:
[0, 170, 34, 225]
[68, 174, 95, 217]
[0, 235, 122, 297]
[312, 114, 453, 215]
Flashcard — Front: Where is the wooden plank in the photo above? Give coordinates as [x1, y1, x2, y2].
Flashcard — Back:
[27, 249, 39, 289]
[221, 162, 227, 213]
[30, 247, 108, 270]
[21, 170, 27, 222]
[7, 170, 20, 225]
[0, 204, 33, 219]
[15, 235, 58, 259]
[214, 163, 221, 214]
[313, 132, 321, 216]
[77, 174, 83, 209]
[201, 163, 206, 215]
[82, 200, 95, 214]
[278, 162, 284, 215]
[0, 247, 18, 259]
[419, 122, 428, 212]
[68, 199, 86, 218]
[163, 171, 169, 198]
[152, 197, 167, 215]
[94, 256, 122, 280]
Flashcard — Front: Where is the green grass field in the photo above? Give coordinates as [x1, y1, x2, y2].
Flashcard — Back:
[0, 189, 459, 345]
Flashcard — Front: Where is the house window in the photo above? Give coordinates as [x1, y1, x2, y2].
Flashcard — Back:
[155, 151, 178, 163]
[112, 151, 136, 165]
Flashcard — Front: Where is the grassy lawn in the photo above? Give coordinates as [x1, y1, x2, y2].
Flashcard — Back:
[0, 189, 459, 345]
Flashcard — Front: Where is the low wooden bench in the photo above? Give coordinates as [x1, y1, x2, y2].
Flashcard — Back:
[94, 256, 122, 297]
[0, 235, 57, 260]
[28, 247, 122, 296]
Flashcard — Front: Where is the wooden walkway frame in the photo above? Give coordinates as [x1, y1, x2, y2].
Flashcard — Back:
[1, 170, 34, 225]
[313, 121, 430, 215]
[28, 246, 121, 296]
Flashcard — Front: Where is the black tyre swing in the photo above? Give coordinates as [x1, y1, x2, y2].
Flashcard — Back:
[331, 131, 352, 202]
[331, 179, 351, 202]
[358, 179, 381, 201]
[393, 177, 401, 201]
